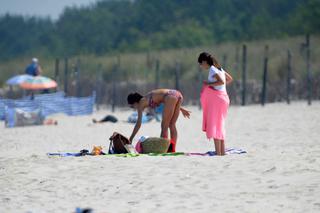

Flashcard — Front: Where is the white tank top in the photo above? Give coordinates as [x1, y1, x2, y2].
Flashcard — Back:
[208, 65, 226, 91]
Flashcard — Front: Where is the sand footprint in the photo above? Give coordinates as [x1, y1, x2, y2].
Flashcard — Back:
[262, 166, 276, 174]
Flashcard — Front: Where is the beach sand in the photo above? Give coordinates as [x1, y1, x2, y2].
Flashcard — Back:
[0, 102, 320, 213]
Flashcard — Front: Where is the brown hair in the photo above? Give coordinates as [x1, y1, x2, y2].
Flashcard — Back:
[198, 52, 221, 70]
[127, 92, 143, 105]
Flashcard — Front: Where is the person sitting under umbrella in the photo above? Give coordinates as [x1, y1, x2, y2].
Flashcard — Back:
[25, 58, 42, 77]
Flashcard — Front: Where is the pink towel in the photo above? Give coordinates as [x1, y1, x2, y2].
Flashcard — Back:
[200, 85, 230, 140]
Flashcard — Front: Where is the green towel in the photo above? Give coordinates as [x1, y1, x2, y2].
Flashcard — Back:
[103, 152, 186, 157]
[147, 152, 185, 156]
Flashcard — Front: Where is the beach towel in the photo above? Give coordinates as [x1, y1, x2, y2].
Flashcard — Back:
[47, 149, 96, 157]
[47, 152, 87, 157]
[187, 148, 247, 156]
[47, 152, 186, 158]
[200, 85, 230, 140]
[47, 148, 246, 158]
[47, 147, 107, 157]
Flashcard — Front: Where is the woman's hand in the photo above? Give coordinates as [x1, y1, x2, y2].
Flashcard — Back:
[129, 136, 133, 143]
[225, 71, 233, 84]
[180, 107, 191, 119]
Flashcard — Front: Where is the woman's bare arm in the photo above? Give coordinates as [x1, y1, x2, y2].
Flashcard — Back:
[225, 71, 233, 84]
[129, 107, 143, 142]
[205, 73, 224, 87]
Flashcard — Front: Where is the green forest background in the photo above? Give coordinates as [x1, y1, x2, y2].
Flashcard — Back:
[0, 0, 319, 104]
[1, 0, 319, 59]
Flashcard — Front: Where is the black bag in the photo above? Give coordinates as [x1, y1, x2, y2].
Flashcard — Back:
[108, 132, 131, 154]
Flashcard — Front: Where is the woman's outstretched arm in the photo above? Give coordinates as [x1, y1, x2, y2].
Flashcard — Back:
[129, 109, 143, 142]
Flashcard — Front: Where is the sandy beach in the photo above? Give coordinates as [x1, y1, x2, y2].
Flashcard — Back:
[0, 101, 320, 213]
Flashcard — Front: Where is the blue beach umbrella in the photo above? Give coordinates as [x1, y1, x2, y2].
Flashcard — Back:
[6, 74, 34, 86]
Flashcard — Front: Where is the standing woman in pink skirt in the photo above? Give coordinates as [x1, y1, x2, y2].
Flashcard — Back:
[198, 52, 233, 155]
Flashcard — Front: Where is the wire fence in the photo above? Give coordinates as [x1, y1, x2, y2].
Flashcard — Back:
[1, 35, 319, 111]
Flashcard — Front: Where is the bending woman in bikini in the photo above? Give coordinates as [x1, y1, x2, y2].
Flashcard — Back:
[127, 89, 191, 152]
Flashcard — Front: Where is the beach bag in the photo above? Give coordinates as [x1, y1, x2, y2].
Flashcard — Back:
[108, 132, 134, 154]
[141, 137, 170, 154]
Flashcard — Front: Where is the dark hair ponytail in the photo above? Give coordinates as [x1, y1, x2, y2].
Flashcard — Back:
[198, 52, 222, 70]
[127, 92, 143, 105]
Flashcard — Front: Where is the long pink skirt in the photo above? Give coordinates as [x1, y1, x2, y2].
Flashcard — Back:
[200, 85, 230, 140]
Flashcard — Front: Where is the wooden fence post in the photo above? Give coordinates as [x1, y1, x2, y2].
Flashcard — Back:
[112, 56, 120, 112]
[175, 61, 180, 90]
[9, 86, 13, 98]
[95, 64, 102, 111]
[64, 57, 68, 96]
[233, 46, 240, 105]
[54, 58, 59, 85]
[235, 46, 240, 77]
[155, 59, 160, 89]
[146, 51, 152, 69]
[306, 34, 312, 105]
[75, 58, 81, 97]
[287, 50, 292, 104]
[145, 52, 151, 81]
[241, 45, 247, 106]
[261, 45, 269, 106]
[112, 63, 116, 112]
[222, 54, 227, 68]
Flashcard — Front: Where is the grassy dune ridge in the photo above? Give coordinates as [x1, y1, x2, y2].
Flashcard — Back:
[1, 35, 319, 103]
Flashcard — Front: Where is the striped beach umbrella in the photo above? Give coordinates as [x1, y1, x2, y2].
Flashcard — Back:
[20, 76, 57, 90]
[6, 74, 34, 85]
